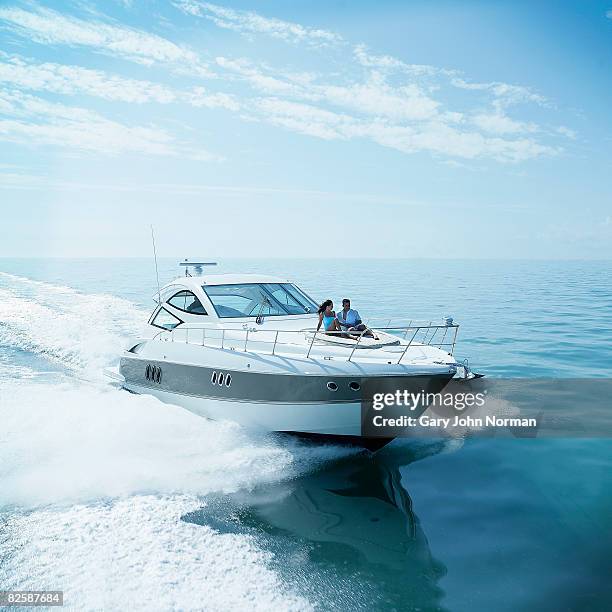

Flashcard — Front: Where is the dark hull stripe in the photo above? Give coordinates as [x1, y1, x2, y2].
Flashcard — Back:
[121, 356, 454, 404]
[123, 381, 359, 404]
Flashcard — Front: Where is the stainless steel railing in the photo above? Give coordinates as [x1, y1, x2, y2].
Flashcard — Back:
[156, 322, 459, 364]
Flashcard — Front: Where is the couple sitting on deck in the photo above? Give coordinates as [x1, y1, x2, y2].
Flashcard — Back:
[316, 299, 378, 341]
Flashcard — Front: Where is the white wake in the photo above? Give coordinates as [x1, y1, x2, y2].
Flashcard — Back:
[0, 272, 352, 611]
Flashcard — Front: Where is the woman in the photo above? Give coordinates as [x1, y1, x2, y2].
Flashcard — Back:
[317, 300, 353, 338]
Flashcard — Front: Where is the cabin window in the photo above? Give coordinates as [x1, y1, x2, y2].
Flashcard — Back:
[203, 283, 318, 318]
[167, 290, 207, 315]
[151, 307, 183, 330]
[263, 284, 317, 314]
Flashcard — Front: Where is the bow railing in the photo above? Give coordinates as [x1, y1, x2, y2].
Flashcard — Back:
[155, 321, 459, 365]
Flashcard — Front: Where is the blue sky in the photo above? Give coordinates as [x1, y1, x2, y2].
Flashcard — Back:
[0, 0, 611, 258]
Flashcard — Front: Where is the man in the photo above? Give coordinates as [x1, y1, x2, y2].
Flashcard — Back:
[336, 299, 376, 339]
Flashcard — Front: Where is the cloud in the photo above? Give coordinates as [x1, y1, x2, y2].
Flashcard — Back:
[215, 56, 306, 96]
[556, 125, 577, 140]
[0, 52, 240, 110]
[174, 1, 342, 47]
[0, 3, 566, 164]
[215, 52, 553, 160]
[0, 6, 212, 74]
[185, 86, 240, 110]
[180, 4, 560, 160]
[472, 112, 538, 135]
[451, 77, 547, 107]
[360, 121, 553, 162]
[254, 97, 554, 162]
[215, 56, 446, 122]
[254, 98, 353, 140]
[606, 10, 612, 19]
[353, 44, 447, 77]
[0, 53, 176, 103]
[313, 76, 443, 122]
[0, 90, 219, 159]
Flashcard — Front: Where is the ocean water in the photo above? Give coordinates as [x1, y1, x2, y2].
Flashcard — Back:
[0, 258, 611, 611]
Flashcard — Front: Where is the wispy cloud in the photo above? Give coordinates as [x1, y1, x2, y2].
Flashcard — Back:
[451, 77, 547, 107]
[313, 77, 444, 122]
[353, 44, 447, 78]
[0, 52, 239, 109]
[556, 125, 577, 140]
[216, 55, 553, 160]
[177, 4, 558, 161]
[0, 5, 212, 73]
[0, 52, 176, 103]
[0, 2, 569, 163]
[213, 55, 448, 122]
[0, 90, 219, 159]
[253, 98, 554, 162]
[185, 86, 240, 110]
[215, 56, 306, 97]
[174, 1, 343, 47]
[472, 112, 538, 135]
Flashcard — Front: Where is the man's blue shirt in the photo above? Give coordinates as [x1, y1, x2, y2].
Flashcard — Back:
[337, 308, 361, 328]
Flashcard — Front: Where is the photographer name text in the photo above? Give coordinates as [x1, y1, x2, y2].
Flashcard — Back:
[371, 414, 538, 428]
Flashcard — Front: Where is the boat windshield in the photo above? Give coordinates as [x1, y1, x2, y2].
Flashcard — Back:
[203, 283, 318, 318]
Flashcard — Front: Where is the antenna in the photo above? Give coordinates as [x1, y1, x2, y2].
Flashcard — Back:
[151, 225, 161, 304]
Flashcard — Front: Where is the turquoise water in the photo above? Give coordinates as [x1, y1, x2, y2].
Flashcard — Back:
[1, 259, 611, 611]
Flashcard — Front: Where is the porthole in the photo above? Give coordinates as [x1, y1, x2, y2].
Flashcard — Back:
[145, 365, 150, 380]
[211, 370, 232, 386]
[349, 381, 361, 391]
[327, 381, 338, 392]
[155, 367, 162, 384]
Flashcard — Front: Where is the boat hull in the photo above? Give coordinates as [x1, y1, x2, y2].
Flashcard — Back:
[122, 381, 365, 435]
[120, 354, 454, 443]
[122, 382, 393, 450]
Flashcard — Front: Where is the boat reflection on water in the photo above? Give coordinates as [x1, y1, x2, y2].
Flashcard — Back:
[184, 441, 449, 608]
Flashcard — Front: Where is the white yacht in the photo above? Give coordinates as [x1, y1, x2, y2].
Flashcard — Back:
[110, 262, 474, 451]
